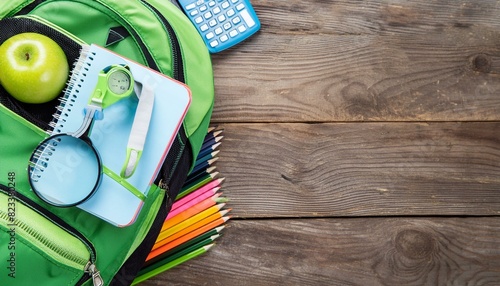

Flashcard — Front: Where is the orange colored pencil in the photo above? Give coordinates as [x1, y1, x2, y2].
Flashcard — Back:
[161, 193, 222, 232]
[155, 210, 230, 246]
[153, 215, 230, 251]
[147, 225, 225, 261]
[156, 204, 225, 243]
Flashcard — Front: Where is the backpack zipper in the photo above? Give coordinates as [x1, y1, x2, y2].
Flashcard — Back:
[0, 185, 101, 285]
[137, 0, 188, 193]
[139, 0, 185, 83]
[23, 14, 86, 45]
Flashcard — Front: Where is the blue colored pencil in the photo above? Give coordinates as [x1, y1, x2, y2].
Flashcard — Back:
[197, 142, 221, 159]
[200, 135, 223, 151]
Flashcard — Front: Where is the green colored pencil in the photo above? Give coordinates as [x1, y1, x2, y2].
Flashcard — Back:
[139, 234, 219, 275]
[185, 165, 217, 186]
[143, 226, 224, 268]
[132, 244, 214, 285]
[183, 171, 219, 193]
[177, 173, 217, 198]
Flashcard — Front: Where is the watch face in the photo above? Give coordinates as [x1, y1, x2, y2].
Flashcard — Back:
[108, 70, 131, 95]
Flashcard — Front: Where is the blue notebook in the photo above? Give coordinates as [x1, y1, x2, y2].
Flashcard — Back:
[49, 44, 191, 226]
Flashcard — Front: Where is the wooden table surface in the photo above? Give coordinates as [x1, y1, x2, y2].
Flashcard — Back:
[144, 1, 500, 285]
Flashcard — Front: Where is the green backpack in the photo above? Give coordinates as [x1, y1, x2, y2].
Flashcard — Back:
[0, 0, 214, 285]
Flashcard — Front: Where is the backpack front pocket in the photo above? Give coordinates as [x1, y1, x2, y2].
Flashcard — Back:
[0, 185, 101, 286]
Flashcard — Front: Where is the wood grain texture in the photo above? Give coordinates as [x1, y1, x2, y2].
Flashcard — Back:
[143, 1, 500, 285]
[142, 218, 500, 286]
[210, 0, 500, 122]
[215, 122, 500, 217]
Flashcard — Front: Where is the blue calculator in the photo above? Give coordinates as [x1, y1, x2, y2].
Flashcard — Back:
[176, 0, 261, 53]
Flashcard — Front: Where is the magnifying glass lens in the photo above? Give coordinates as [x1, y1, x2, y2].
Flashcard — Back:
[28, 134, 101, 207]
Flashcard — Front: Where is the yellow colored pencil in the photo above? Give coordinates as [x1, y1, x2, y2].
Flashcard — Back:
[156, 203, 225, 242]
[160, 193, 221, 232]
[155, 213, 230, 248]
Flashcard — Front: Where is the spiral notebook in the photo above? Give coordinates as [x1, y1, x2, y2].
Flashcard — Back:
[48, 44, 191, 226]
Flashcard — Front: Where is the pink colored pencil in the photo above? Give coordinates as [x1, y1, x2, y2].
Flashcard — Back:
[169, 185, 221, 214]
[166, 192, 222, 220]
[171, 178, 224, 211]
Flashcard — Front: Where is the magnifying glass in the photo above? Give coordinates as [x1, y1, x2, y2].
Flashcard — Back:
[28, 64, 134, 207]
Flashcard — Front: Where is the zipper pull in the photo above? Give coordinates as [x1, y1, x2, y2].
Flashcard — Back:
[158, 179, 173, 208]
[158, 179, 169, 192]
[85, 262, 104, 286]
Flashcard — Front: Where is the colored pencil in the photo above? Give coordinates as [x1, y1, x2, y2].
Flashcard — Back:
[148, 225, 225, 261]
[176, 177, 225, 200]
[140, 235, 218, 275]
[162, 193, 222, 231]
[144, 232, 220, 267]
[194, 150, 220, 168]
[169, 185, 220, 213]
[156, 204, 226, 242]
[155, 214, 230, 249]
[185, 165, 217, 185]
[197, 142, 221, 159]
[167, 190, 221, 220]
[132, 244, 214, 285]
[206, 126, 217, 134]
[203, 129, 223, 144]
[181, 171, 219, 194]
[190, 157, 219, 176]
[200, 135, 223, 151]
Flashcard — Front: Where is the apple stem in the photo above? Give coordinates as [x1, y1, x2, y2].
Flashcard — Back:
[25, 53, 30, 61]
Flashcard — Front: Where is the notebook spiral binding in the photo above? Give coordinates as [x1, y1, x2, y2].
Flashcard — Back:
[29, 137, 61, 182]
[47, 45, 94, 135]
[32, 45, 94, 182]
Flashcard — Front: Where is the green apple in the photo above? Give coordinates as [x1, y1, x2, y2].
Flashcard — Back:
[0, 32, 69, 104]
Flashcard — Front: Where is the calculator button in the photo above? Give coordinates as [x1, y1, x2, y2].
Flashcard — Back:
[200, 24, 209, 32]
[232, 16, 241, 25]
[221, 1, 230, 9]
[190, 10, 199, 16]
[210, 40, 219, 47]
[236, 3, 244, 11]
[196, 0, 204, 5]
[204, 11, 213, 19]
[223, 22, 232, 30]
[213, 7, 221, 14]
[186, 3, 196, 10]
[229, 29, 238, 37]
[227, 8, 235, 17]
[238, 25, 247, 33]
[220, 35, 229, 42]
[208, 1, 216, 6]
[240, 9, 256, 27]
[209, 19, 217, 27]
[218, 14, 226, 22]
[230, 0, 238, 3]
[206, 32, 215, 40]
[199, 5, 207, 12]
[194, 16, 203, 24]
[215, 27, 223, 35]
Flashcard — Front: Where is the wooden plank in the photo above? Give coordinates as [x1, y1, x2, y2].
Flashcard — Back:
[215, 122, 500, 217]
[251, 0, 500, 35]
[143, 217, 500, 285]
[211, 0, 500, 122]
